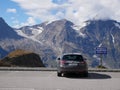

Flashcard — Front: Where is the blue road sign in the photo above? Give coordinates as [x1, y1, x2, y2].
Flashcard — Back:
[96, 47, 107, 54]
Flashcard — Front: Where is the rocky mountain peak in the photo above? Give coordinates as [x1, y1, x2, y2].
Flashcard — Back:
[84, 19, 120, 38]
[0, 17, 5, 23]
[0, 17, 23, 39]
[0, 17, 10, 30]
[37, 19, 77, 44]
[49, 19, 73, 26]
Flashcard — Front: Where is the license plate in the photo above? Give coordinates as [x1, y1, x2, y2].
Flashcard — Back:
[69, 63, 78, 66]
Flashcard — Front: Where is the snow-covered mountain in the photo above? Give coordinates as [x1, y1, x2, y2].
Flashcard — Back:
[0, 17, 120, 68]
[15, 25, 43, 44]
[79, 20, 120, 68]
[0, 17, 46, 59]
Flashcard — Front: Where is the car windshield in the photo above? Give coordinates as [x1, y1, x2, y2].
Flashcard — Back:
[62, 54, 84, 61]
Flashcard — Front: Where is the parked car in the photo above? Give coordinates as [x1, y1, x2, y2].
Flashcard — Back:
[57, 53, 88, 77]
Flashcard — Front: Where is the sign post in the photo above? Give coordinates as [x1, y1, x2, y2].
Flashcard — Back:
[96, 47, 107, 66]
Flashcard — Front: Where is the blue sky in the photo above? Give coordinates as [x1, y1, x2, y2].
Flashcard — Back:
[0, 0, 120, 28]
[0, 0, 29, 27]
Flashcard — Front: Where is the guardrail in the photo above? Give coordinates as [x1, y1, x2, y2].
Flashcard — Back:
[0, 67, 120, 72]
[0, 67, 56, 71]
[88, 68, 120, 72]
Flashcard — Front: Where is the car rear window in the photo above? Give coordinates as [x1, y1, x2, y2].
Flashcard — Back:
[62, 54, 84, 61]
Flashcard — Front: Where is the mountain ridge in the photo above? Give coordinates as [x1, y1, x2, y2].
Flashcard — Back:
[0, 17, 23, 39]
[0, 17, 120, 68]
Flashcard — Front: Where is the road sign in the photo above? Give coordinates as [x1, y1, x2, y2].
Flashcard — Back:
[96, 47, 107, 54]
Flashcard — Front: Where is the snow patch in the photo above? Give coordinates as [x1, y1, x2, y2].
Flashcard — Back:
[72, 25, 81, 31]
[31, 27, 43, 36]
[16, 30, 28, 38]
[72, 23, 87, 38]
[44, 21, 53, 26]
[16, 29, 43, 44]
[72, 22, 87, 30]
[78, 32, 86, 38]
[111, 33, 115, 44]
[29, 26, 43, 35]
[98, 43, 102, 47]
[114, 22, 120, 29]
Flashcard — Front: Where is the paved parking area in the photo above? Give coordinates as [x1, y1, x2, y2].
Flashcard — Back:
[0, 71, 120, 90]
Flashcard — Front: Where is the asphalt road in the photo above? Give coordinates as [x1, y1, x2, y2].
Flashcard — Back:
[0, 71, 120, 90]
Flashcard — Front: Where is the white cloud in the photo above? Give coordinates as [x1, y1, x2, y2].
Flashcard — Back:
[11, 0, 120, 25]
[26, 17, 36, 25]
[12, 17, 36, 28]
[19, 17, 36, 27]
[6, 8, 17, 13]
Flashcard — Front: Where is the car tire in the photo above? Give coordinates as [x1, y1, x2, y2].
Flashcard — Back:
[57, 72, 62, 77]
[84, 72, 88, 77]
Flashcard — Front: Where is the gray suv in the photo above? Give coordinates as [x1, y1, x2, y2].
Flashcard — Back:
[57, 53, 88, 77]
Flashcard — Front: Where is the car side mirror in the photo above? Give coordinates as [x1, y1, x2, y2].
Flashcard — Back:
[58, 58, 60, 60]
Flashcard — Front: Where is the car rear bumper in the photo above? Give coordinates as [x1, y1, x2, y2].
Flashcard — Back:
[58, 67, 88, 74]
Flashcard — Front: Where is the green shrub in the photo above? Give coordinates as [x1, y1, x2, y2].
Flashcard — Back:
[97, 65, 107, 69]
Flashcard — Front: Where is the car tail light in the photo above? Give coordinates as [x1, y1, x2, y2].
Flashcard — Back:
[60, 60, 66, 65]
[80, 61, 86, 64]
